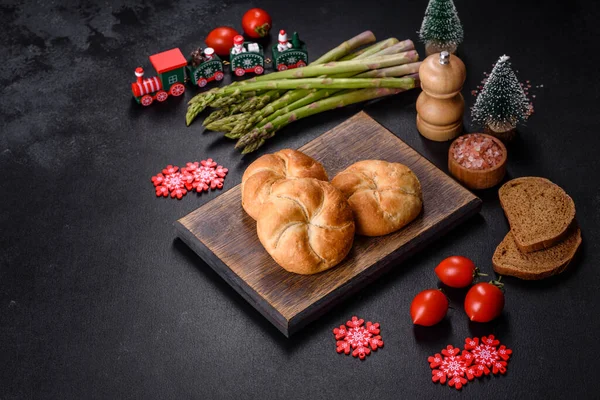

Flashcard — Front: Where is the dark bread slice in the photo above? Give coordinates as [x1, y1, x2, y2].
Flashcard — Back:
[492, 227, 581, 280]
[498, 177, 576, 253]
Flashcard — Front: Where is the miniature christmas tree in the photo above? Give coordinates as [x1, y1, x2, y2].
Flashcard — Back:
[471, 55, 530, 141]
[291, 32, 301, 49]
[419, 0, 464, 56]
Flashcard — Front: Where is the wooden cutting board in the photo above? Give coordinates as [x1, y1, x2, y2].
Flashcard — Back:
[175, 112, 481, 337]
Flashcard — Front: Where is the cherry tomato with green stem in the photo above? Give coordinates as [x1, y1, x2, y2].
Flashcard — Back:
[435, 256, 486, 288]
[241, 8, 272, 39]
[410, 289, 449, 326]
[464, 279, 505, 322]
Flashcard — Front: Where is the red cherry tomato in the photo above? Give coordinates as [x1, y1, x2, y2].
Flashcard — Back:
[410, 289, 448, 326]
[241, 8, 272, 38]
[205, 26, 240, 57]
[435, 256, 481, 288]
[464, 282, 505, 322]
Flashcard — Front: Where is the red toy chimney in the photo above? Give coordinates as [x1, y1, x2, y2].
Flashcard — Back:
[135, 67, 144, 84]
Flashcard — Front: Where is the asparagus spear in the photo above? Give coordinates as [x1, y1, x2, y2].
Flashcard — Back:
[310, 30, 376, 64]
[215, 76, 416, 94]
[253, 61, 421, 130]
[237, 84, 418, 153]
[338, 38, 399, 61]
[240, 90, 281, 112]
[247, 51, 418, 82]
[202, 108, 230, 126]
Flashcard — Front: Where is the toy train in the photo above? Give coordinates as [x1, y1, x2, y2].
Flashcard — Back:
[131, 31, 308, 106]
[131, 48, 188, 106]
[272, 31, 308, 71]
[186, 47, 225, 87]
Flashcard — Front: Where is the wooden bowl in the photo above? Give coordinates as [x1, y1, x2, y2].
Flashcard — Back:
[448, 133, 507, 190]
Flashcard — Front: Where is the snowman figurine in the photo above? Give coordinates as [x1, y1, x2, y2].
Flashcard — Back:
[203, 47, 215, 61]
[231, 35, 246, 55]
[277, 30, 293, 52]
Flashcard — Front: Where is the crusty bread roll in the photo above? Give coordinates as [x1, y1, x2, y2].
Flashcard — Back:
[241, 149, 328, 220]
[331, 160, 422, 236]
[257, 178, 355, 275]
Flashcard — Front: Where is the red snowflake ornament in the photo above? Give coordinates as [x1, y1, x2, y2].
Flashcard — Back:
[465, 335, 508, 373]
[429, 345, 470, 390]
[333, 316, 383, 360]
[151, 165, 189, 200]
[151, 159, 228, 200]
[428, 335, 513, 391]
[182, 160, 228, 193]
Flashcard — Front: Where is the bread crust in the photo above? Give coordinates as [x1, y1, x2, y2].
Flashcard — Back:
[492, 227, 582, 280]
[256, 178, 355, 275]
[498, 177, 576, 253]
[241, 149, 328, 220]
[331, 160, 422, 236]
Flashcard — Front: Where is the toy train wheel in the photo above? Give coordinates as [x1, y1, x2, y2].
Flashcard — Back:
[156, 90, 168, 102]
[215, 71, 224, 81]
[141, 95, 153, 106]
[297, 61, 306, 68]
[170, 83, 185, 97]
[197, 78, 208, 88]
[277, 64, 287, 71]
[235, 68, 245, 77]
[254, 66, 264, 75]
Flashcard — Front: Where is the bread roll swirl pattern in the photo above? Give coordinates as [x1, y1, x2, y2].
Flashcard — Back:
[257, 178, 355, 275]
[241, 149, 328, 220]
[332, 160, 423, 236]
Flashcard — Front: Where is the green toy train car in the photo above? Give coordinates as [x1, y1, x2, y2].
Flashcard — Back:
[230, 42, 265, 77]
[272, 32, 308, 71]
[186, 48, 225, 88]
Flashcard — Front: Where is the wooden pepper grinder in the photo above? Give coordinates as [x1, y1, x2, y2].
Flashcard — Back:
[416, 51, 466, 141]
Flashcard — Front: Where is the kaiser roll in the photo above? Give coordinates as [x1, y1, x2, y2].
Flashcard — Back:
[256, 178, 355, 275]
[241, 149, 328, 220]
[331, 160, 422, 236]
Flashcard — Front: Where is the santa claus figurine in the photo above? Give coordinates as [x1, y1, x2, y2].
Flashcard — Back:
[231, 35, 246, 55]
[277, 30, 293, 52]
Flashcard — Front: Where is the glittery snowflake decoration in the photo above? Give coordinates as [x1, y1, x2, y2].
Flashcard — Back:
[151, 159, 228, 200]
[333, 316, 384, 360]
[243, 58, 254, 68]
[428, 336, 512, 391]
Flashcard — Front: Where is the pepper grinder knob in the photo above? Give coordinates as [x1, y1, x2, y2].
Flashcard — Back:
[439, 51, 450, 65]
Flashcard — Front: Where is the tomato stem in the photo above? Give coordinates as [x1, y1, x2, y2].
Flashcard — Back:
[473, 267, 488, 281]
[489, 275, 505, 290]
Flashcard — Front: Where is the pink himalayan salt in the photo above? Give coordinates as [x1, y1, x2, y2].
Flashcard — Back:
[451, 134, 503, 170]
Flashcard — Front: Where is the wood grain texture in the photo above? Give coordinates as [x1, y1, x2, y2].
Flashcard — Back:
[175, 112, 481, 337]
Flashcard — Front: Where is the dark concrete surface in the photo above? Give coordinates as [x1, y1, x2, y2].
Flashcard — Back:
[2, 0, 600, 399]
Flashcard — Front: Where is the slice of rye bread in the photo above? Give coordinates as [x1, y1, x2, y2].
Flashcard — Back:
[498, 177, 576, 253]
[493, 227, 581, 280]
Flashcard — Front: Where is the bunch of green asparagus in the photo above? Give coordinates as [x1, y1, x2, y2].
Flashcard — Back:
[186, 31, 422, 154]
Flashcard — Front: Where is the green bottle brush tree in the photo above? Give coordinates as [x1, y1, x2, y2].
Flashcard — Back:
[418, 0, 463, 56]
[471, 55, 531, 141]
